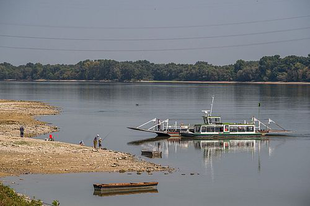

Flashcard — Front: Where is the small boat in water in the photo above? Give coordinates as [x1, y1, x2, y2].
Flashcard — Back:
[93, 182, 158, 195]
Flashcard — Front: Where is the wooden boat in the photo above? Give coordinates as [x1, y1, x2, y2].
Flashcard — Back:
[93, 182, 158, 194]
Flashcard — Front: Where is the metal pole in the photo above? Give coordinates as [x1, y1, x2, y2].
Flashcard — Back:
[210, 96, 215, 116]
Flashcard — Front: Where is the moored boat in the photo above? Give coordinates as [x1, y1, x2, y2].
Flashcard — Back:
[128, 97, 290, 139]
[93, 182, 158, 194]
[180, 97, 290, 139]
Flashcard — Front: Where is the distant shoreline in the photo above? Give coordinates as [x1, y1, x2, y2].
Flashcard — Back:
[139, 80, 310, 85]
[2, 79, 310, 85]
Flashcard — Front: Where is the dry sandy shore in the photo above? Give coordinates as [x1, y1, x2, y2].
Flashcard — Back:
[0, 100, 170, 178]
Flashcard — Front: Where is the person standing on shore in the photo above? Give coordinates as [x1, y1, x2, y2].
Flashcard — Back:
[93, 134, 99, 149]
[20, 126, 24, 137]
[98, 138, 102, 149]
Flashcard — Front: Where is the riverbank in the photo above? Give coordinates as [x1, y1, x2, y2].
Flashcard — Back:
[0, 99, 170, 178]
[0, 182, 43, 206]
[2, 79, 310, 85]
[140, 80, 310, 85]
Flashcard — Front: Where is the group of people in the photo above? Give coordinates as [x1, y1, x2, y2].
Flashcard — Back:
[93, 134, 103, 149]
[79, 134, 103, 149]
[20, 125, 104, 149]
[20, 125, 55, 141]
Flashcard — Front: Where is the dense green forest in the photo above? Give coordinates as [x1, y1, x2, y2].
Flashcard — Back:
[1, 54, 310, 82]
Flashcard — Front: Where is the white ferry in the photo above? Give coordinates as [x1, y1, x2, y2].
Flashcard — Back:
[128, 97, 290, 139]
[180, 97, 289, 139]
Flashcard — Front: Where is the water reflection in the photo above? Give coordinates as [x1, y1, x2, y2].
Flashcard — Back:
[196, 140, 269, 170]
[129, 137, 275, 172]
[93, 189, 158, 197]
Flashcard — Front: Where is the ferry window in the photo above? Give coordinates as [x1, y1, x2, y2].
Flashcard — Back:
[215, 118, 220, 123]
[201, 126, 207, 132]
[203, 117, 208, 124]
[246, 126, 254, 132]
[238, 126, 246, 132]
[224, 125, 229, 132]
[208, 118, 213, 124]
[207, 126, 215, 132]
[230, 126, 238, 132]
[195, 126, 201, 133]
[215, 127, 223, 132]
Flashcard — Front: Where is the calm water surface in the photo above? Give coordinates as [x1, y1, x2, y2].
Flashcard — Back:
[1, 82, 310, 206]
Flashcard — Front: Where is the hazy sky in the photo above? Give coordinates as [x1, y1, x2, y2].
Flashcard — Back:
[0, 0, 309, 65]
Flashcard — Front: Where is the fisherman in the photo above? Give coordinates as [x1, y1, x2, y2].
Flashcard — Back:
[93, 134, 99, 149]
[98, 138, 102, 149]
[20, 125, 24, 138]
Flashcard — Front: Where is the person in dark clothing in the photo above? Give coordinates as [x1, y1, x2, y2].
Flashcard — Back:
[20, 126, 24, 137]
[98, 138, 102, 149]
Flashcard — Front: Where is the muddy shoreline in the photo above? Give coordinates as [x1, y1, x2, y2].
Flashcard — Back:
[0, 99, 171, 178]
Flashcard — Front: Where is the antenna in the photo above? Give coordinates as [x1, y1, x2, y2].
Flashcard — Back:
[210, 96, 215, 116]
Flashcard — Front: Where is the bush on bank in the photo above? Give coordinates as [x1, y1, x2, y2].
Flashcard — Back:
[0, 183, 42, 206]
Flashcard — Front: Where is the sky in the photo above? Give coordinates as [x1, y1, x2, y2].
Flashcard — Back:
[0, 0, 309, 66]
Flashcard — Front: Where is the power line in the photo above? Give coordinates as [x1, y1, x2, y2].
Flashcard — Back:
[0, 26, 309, 42]
[0, 37, 309, 52]
[0, 15, 310, 30]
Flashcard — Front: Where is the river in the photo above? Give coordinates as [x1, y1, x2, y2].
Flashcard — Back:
[1, 81, 310, 206]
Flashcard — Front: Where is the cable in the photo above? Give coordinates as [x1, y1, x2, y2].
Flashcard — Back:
[0, 15, 310, 30]
[0, 26, 309, 42]
[0, 37, 309, 52]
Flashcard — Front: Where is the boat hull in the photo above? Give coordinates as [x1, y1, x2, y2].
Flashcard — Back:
[181, 132, 263, 140]
[93, 182, 158, 194]
[128, 127, 180, 137]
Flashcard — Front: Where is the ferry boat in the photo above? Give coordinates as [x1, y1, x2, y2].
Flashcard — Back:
[180, 97, 290, 139]
[181, 114, 262, 139]
[128, 97, 290, 139]
[128, 118, 189, 137]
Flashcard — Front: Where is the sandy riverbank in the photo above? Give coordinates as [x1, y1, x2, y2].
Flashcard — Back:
[0, 100, 170, 178]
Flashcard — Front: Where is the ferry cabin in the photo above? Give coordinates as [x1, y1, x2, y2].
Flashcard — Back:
[191, 116, 258, 136]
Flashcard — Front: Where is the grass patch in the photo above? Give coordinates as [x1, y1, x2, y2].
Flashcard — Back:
[0, 182, 42, 206]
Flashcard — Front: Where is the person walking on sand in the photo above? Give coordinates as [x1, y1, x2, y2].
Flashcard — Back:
[93, 134, 99, 149]
[20, 125, 24, 138]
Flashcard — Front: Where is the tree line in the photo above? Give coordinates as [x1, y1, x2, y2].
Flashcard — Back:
[1, 54, 310, 82]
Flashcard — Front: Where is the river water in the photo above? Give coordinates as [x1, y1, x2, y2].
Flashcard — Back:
[1, 81, 310, 206]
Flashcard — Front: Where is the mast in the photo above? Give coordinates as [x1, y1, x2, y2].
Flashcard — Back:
[210, 96, 215, 116]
